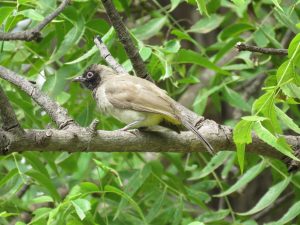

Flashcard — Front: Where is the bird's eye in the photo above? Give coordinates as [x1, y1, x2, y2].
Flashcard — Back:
[86, 72, 94, 79]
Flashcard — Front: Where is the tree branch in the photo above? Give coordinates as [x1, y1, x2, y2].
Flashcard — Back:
[0, 85, 24, 135]
[0, 66, 78, 130]
[100, 0, 152, 81]
[1, 123, 295, 159]
[236, 42, 288, 56]
[0, 0, 70, 41]
[94, 36, 127, 74]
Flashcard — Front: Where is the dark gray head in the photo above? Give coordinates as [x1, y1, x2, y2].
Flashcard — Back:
[73, 64, 115, 90]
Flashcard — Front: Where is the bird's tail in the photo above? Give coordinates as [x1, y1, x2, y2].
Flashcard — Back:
[180, 119, 214, 155]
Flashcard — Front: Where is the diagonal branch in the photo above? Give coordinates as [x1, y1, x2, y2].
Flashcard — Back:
[0, 85, 24, 135]
[94, 36, 127, 74]
[0, 0, 70, 41]
[236, 42, 288, 55]
[100, 0, 153, 81]
[0, 66, 78, 130]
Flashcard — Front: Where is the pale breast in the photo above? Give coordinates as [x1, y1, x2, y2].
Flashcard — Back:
[94, 85, 149, 125]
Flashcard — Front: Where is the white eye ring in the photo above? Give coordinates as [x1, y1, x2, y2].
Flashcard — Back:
[86, 72, 93, 79]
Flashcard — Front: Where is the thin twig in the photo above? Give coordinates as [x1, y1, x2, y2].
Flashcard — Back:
[0, 66, 77, 129]
[100, 0, 153, 81]
[94, 36, 127, 74]
[0, 0, 70, 41]
[236, 42, 288, 56]
[0, 85, 24, 135]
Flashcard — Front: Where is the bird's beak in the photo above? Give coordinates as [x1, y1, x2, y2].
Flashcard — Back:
[72, 76, 85, 82]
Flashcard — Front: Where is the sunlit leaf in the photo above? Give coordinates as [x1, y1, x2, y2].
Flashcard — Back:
[238, 177, 291, 215]
[215, 160, 266, 197]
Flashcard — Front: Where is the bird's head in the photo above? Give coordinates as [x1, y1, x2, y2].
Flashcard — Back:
[73, 64, 115, 90]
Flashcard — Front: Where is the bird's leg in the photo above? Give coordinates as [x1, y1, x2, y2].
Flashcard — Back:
[119, 120, 143, 131]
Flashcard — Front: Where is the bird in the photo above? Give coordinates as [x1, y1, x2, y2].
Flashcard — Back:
[73, 64, 214, 154]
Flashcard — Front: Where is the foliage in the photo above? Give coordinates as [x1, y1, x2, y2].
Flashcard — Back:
[0, 0, 300, 224]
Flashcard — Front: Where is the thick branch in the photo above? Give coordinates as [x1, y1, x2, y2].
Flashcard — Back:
[101, 0, 152, 81]
[94, 36, 127, 74]
[236, 42, 288, 56]
[1, 123, 297, 159]
[0, 85, 24, 135]
[0, 0, 70, 41]
[0, 66, 78, 129]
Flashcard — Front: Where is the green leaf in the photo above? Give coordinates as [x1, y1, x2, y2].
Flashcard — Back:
[288, 33, 300, 58]
[23, 152, 49, 177]
[233, 120, 253, 144]
[238, 177, 291, 215]
[281, 83, 300, 99]
[252, 90, 274, 115]
[271, 0, 283, 11]
[265, 200, 300, 225]
[198, 209, 230, 223]
[275, 107, 300, 134]
[219, 23, 254, 40]
[146, 189, 166, 223]
[242, 116, 268, 122]
[31, 196, 54, 204]
[253, 122, 298, 160]
[50, 15, 85, 62]
[188, 222, 205, 225]
[0, 211, 19, 218]
[163, 39, 181, 53]
[215, 160, 266, 197]
[233, 119, 253, 172]
[65, 27, 115, 65]
[213, 38, 241, 63]
[17, 9, 44, 21]
[189, 14, 223, 33]
[223, 86, 251, 111]
[71, 199, 91, 220]
[189, 152, 233, 180]
[132, 17, 167, 40]
[174, 49, 230, 75]
[195, 0, 209, 16]
[236, 143, 245, 173]
[276, 60, 294, 86]
[169, 0, 181, 12]
[0, 168, 18, 188]
[26, 170, 61, 202]
[0, 7, 14, 25]
[115, 165, 151, 219]
[105, 185, 146, 223]
[56, 92, 71, 105]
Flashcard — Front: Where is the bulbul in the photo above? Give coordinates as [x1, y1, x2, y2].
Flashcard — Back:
[73, 64, 214, 154]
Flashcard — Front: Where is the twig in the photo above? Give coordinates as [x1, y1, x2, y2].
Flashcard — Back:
[0, 0, 70, 41]
[0, 66, 77, 130]
[236, 42, 288, 56]
[0, 85, 24, 135]
[94, 36, 127, 74]
[100, 0, 152, 81]
[16, 184, 30, 198]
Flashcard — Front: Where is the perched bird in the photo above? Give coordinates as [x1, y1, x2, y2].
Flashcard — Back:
[73, 64, 214, 154]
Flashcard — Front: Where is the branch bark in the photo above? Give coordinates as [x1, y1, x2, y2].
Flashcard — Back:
[0, 0, 70, 41]
[0, 66, 78, 129]
[100, 0, 152, 81]
[1, 122, 296, 159]
[0, 85, 24, 135]
[236, 42, 288, 56]
[94, 36, 127, 74]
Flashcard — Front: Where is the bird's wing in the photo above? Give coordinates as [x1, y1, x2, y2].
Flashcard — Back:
[104, 74, 179, 122]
